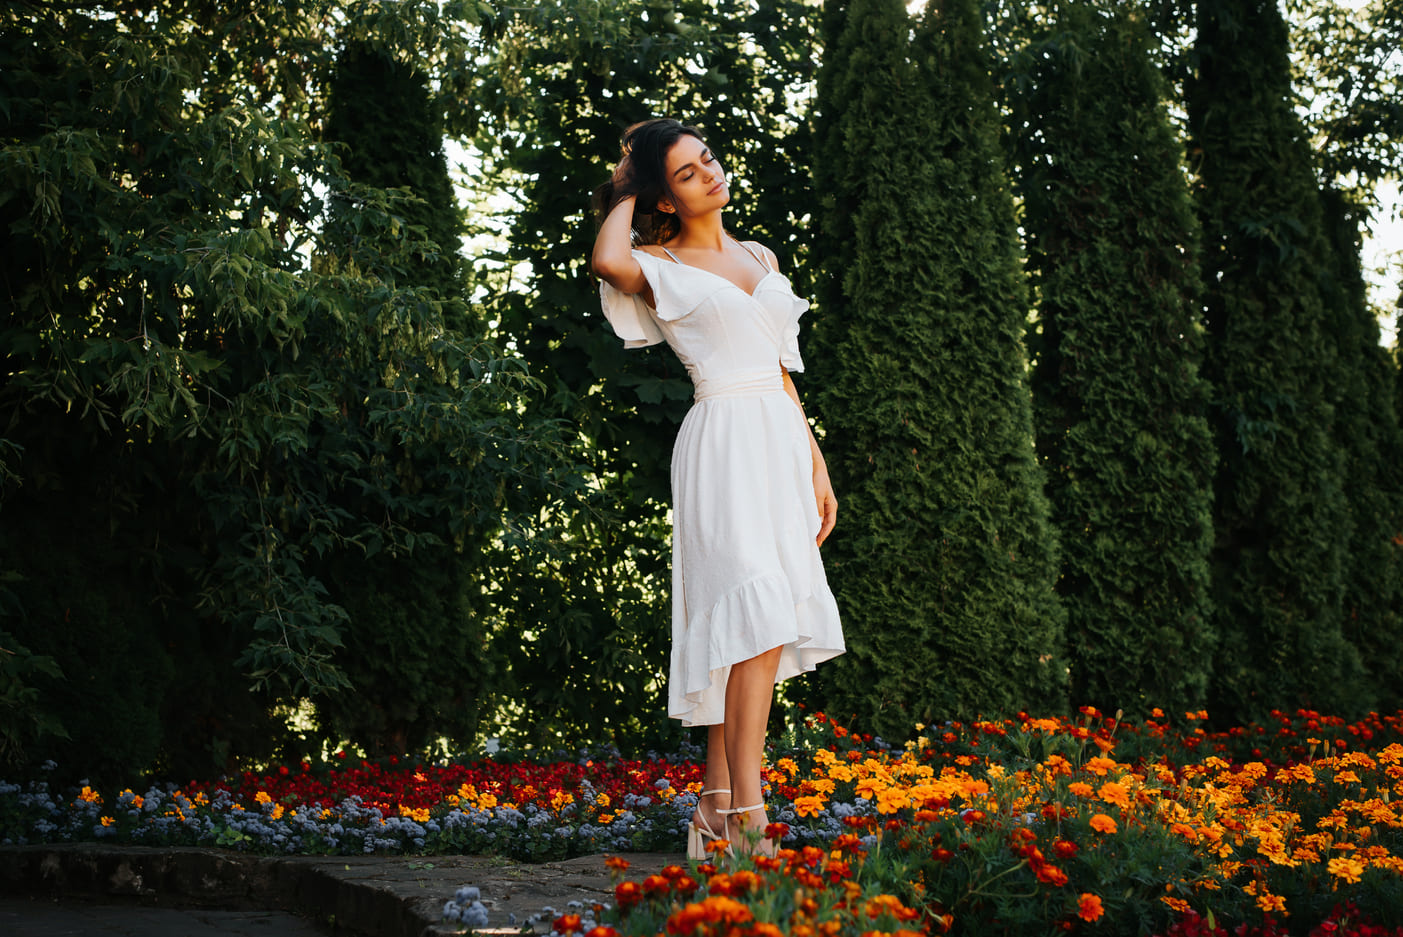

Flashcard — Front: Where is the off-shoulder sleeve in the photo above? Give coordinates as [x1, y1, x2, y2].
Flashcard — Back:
[599, 277, 665, 349]
[779, 294, 810, 373]
[597, 249, 705, 349]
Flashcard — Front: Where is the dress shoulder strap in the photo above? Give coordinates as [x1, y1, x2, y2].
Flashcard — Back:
[736, 239, 771, 272]
[660, 246, 682, 264]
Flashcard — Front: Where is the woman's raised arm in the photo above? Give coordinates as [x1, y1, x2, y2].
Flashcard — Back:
[592, 195, 648, 293]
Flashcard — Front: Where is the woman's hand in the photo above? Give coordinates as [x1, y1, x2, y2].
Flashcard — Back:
[610, 154, 636, 197]
[814, 464, 837, 547]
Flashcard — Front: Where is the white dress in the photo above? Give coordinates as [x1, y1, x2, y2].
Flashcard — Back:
[599, 244, 845, 726]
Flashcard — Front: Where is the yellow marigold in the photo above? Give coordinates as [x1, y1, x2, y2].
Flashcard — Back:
[1328, 856, 1365, 884]
[794, 795, 826, 818]
[1318, 811, 1349, 830]
[1377, 744, 1403, 765]
[1097, 782, 1131, 809]
[1161, 896, 1191, 914]
[597, 813, 614, 825]
[1359, 799, 1396, 825]
[271, 804, 286, 821]
[776, 757, 800, 777]
[398, 805, 427, 823]
[1089, 814, 1118, 834]
[875, 788, 910, 815]
[1068, 782, 1094, 798]
[254, 791, 272, 805]
[1339, 752, 1377, 770]
[1333, 770, 1362, 786]
[100, 816, 114, 827]
[1239, 762, 1268, 780]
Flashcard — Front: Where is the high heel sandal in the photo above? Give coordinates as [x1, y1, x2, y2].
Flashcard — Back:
[687, 788, 731, 860]
[719, 803, 776, 857]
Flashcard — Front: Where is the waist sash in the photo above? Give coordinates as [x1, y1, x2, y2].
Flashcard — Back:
[692, 369, 784, 402]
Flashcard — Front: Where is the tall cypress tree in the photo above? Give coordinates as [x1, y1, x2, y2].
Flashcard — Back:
[808, 0, 1065, 739]
[317, 41, 488, 754]
[1187, 0, 1366, 720]
[1015, 1, 1216, 717]
[324, 41, 466, 303]
[1320, 187, 1403, 711]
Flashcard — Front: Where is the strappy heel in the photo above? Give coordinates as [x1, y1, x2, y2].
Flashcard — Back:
[720, 803, 775, 857]
[687, 788, 731, 860]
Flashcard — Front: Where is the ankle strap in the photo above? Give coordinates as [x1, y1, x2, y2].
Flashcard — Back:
[699, 788, 731, 798]
[720, 803, 764, 815]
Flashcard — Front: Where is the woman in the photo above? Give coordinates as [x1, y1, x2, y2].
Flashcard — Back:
[591, 119, 844, 857]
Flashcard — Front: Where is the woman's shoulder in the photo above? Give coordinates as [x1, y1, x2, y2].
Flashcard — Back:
[635, 244, 672, 262]
[740, 239, 780, 270]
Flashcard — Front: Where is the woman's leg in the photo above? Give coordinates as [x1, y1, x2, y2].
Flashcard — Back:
[694, 723, 729, 836]
[723, 646, 783, 851]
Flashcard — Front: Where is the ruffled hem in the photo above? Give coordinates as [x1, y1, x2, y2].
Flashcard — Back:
[669, 571, 844, 727]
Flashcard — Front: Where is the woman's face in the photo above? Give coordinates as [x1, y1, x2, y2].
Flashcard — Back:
[660, 134, 728, 218]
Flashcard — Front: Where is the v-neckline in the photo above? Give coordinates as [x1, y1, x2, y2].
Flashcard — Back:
[653, 246, 778, 298]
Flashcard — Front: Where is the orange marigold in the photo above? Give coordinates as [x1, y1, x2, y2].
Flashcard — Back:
[1077, 893, 1104, 922]
[1328, 856, 1365, 884]
[1097, 781, 1131, 808]
[666, 896, 754, 936]
[1089, 814, 1118, 834]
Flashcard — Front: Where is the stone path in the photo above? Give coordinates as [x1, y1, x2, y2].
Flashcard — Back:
[0, 845, 676, 937]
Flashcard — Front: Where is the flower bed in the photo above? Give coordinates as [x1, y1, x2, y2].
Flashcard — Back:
[6, 707, 1403, 934]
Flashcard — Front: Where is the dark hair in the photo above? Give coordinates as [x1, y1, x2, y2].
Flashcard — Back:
[593, 118, 706, 245]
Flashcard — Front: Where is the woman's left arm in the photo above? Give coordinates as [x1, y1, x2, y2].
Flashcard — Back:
[782, 368, 837, 547]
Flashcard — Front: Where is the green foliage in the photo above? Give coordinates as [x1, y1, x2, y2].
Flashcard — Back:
[309, 40, 492, 756]
[470, 0, 821, 748]
[1287, 0, 1403, 194]
[807, 0, 1066, 740]
[1012, 1, 1216, 718]
[1187, 0, 1366, 720]
[324, 41, 466, 302]
[0, 2, 569, 779]
[0, 629, 67, 770]
[1319, 188, 1403, 712]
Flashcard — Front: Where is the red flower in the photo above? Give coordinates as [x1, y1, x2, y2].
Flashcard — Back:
[554, 914, 584, 934]
[614, 881, 643, 909]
